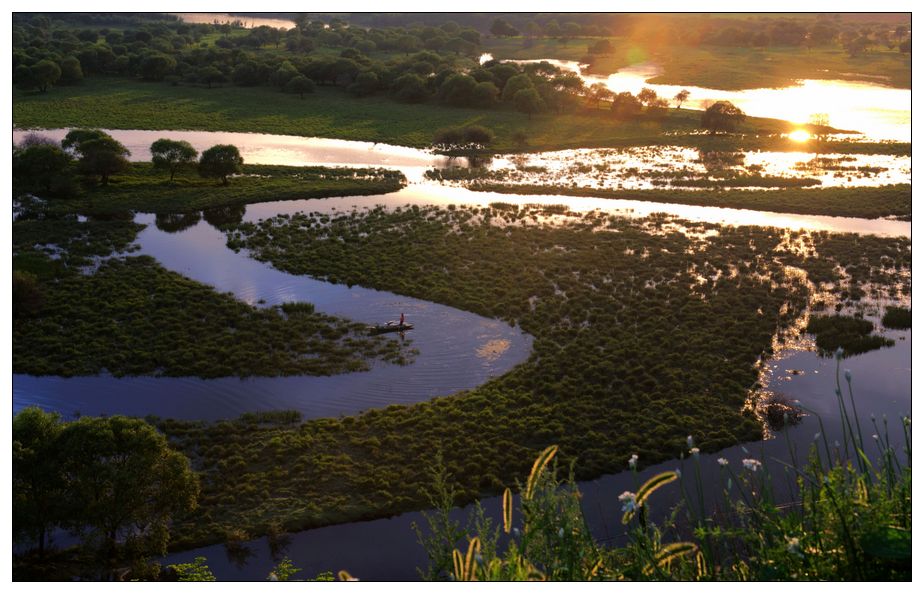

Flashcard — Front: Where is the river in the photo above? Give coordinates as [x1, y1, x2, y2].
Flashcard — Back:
[11, 124, 911, 579]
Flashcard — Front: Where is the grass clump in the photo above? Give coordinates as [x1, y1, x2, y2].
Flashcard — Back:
[881, 306, 911, 330]
[411, 365, 910, 581]
[805, 315, 894, 357]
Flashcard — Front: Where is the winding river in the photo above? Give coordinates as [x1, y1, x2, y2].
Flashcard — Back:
[11, 125, 911, 579]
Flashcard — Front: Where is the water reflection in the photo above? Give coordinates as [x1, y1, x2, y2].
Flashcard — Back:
[523, 59, 909, 141]
[155, 211, 202, 233]
[170, 12, 296, 30]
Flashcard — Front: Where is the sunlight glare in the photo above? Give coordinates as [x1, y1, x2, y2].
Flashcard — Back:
[788, 130, 811, 143]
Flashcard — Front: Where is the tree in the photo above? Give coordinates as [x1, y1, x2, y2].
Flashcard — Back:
[30, 59, 61, 92]
[12, 407, 63, 557]
[285, 75, 315, 98]
[588, 82, 614, 108]
[13, 144, 75, 196]
[139, 52, 176, 81]
[471, 81, 500, 108]
[673, 89, 691, 109]
[501, 73, 533, 101]
[490, 19, 519, 38]
[637, 87, 659, 106]
[701, 101, 746, 134]
[513, 87, 543, 119]
[59, 55, 84, 84]
[150, 138, 198, 182]
[349, 71, 379, 97]
[610, 91, 643, 120]
[392, 73, 429, 103]
[64, 129, 131, 185]
[197, 66, 226, 88]
[438, 73, 477, 107]
[198, 144, 243, 185]
[55, 415, 199, 568]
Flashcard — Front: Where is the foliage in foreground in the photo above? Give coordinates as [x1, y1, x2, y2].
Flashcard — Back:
[12, 408, 199, 580]
[415, 367, 911, 581]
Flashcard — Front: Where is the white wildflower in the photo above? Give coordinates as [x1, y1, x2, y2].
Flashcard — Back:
[690, 447, 700, 458]
[687, 435, 694, 448]
[786, 536, 802, 556]
[618, 491, 638, 513]
[742, 458, 762, 472]
[844, 369, 852, 382]
[628, 454, 638, 469]
[872, 434, 879, 441]
[717, 457, 729, 467]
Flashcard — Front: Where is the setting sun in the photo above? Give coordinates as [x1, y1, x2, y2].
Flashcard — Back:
[789, 129, 812, 142]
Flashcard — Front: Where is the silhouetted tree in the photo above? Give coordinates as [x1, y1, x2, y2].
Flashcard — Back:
[673, 89, 690, 109]
[198, 144, 243, 185]
[701, 101, 746, 134]
[150, 138, 198, 181]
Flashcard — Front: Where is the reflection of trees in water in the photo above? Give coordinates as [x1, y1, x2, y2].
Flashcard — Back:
[696, 149, 746, 175]
[202, 205, 246, 230]
[155, 211, 202, 233]
[224, 538, 255, 570]
[267, 529, 292, 562]
[87, 210, 135, 223]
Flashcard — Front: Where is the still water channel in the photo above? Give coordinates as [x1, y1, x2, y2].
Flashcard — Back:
[12, 126, 911, 579]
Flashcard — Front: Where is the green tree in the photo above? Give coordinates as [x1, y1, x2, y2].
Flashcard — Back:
[285, 75, 315, 98]
[490, 18, 519, 37]
[198, 144, 244, 185]
[13, 144, 75, 196]
[701, 100, 746, 134]
[59, 55, 84, 84]
[501, 73, 533, 101]
[66, 131, 131, 185]
[611, 91, 643, 120]
[31, 59, 62, 92]
[150, 138, 198, 182]
[139, 52, 176, 81]
[12, 407, 63, 557]
[513, 87, 544, 119]
[471, 81, 499, 108]
[392, 73, 429, 103]
[197, 65, 226, 88]
[56, 415, 199, 567]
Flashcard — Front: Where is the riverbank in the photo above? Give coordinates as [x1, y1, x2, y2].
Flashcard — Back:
[14, 78, 908, 155]
[455, 183, 912, 221]
[17, 163, 406, 216]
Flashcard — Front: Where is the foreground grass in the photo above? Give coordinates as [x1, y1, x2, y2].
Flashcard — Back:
[12, 78, 906, 155]
[12, 219, 410, 378]
[459, 183, 912, 220]
[154, 204, 909, 549]
[484, 37, 911, 90]
[26, 163, 406, 216]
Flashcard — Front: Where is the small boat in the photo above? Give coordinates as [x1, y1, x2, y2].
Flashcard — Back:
[368, 321, 414, 335]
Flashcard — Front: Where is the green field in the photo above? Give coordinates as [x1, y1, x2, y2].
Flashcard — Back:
[461, 183, 912, 220]
[153, 204, 910, 549]
[484, 37, 911, 90]
[12, 218, 411, 378]
[21, 162, 406, 216]
[16, 78, 905, 155]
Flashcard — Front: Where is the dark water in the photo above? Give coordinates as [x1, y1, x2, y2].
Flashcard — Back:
[13, 213, 532, 421]
[161, 325, 910, 580]
[11, 128, 910, 579]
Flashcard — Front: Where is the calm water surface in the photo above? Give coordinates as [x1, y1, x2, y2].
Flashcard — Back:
[509, 59, 910, 142]
[170, 13, 296, 30]
[11, 125, 911, 579]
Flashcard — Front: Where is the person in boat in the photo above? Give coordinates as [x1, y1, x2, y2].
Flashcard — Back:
[400, 312, 405, 326]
